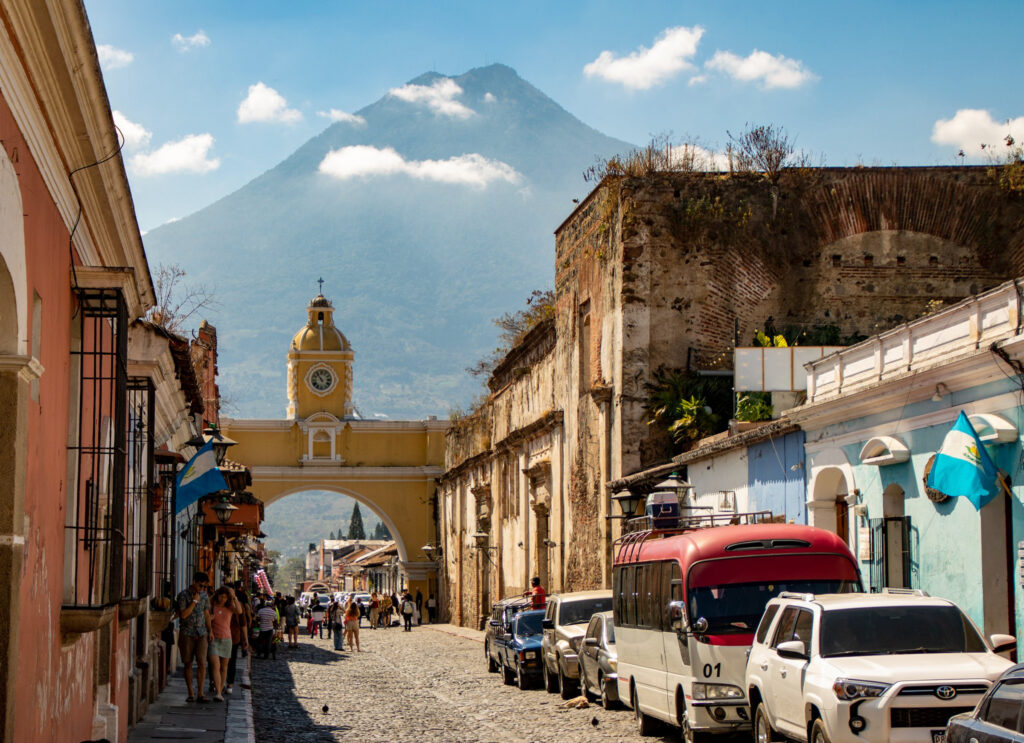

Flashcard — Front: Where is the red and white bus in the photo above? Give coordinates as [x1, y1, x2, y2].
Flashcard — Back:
[613, 521, 861, 739]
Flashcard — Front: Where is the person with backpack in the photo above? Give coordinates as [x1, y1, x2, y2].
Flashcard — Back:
[401, 592, 415, 631]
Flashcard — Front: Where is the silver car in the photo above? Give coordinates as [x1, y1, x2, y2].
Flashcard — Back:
[577, 611, 619, 709]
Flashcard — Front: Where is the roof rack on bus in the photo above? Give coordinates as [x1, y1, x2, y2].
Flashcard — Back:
[778, 591, 816, 602]
[880, 587, 930, 597]
[619, 510, 775, 537]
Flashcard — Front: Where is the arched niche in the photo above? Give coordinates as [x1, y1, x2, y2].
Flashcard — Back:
[859, 435, 911, 466]
[968, 413, 1017, 444]
[0, 146, 26, 355]
[807, 448, 856, 544]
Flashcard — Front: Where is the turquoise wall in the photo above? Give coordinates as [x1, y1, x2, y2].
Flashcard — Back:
[811, 376, 1024, 649]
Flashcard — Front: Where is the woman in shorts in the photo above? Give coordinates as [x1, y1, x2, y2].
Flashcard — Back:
[343, 599, 360, 652]
[209, 586, 242, 702]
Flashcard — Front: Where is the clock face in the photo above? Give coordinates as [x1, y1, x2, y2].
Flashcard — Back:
[309, 368, 334, 392]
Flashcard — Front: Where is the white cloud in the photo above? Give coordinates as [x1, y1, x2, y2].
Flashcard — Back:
[112, 110, 151, 150]
[388, 78, 474, 118]
[932, 109, 1024, 158]
[129, 133, 220, 176]
[688, 74, 708, 87]
[172, 30, 211, 52]
[705, 49, 815, 89]
[318, 145, 520, 188]
[317, 108, 367, 126]
[237, 82, 303, 124]
[671, 144, 731, 171]
[583, 26, 704, 90]
[483, 92, 496, 103]
[97, 44, 133, 70]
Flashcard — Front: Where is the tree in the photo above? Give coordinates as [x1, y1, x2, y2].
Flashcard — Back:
[347, 503, 366, 540]
[329, 530, 335, 540]
[372, 521, 391, 540]
[726, 123, 795, 183]
[466, 289, 555, 379]
[277, 556, 306, 593]
[146, 263, 218, 335]
[264, 550, 282, 584]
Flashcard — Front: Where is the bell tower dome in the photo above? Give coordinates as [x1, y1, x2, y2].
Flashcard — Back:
[286, 291, 354, 420]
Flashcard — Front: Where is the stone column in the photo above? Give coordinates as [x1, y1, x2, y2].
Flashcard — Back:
[0, 355, 35, 740]
[524, 462, 552, 591]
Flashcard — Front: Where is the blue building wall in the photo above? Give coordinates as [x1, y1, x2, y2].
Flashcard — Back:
[810, 377, 1024, 647]
[748, 430, 806, 523]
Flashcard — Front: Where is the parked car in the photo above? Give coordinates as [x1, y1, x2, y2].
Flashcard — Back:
[746, 589, 1015, 743]
[499, 609, 545, 690]
[947, 664, 1024, 743]
[485, 596, 530, 673]
[541, 590, 613, 699]
[577, 610, 619, 709]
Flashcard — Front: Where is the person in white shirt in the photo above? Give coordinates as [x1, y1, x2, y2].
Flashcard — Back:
[311, 601, 326, 638]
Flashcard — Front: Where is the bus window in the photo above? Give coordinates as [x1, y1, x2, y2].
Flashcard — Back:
[622, 566, 635, 627]
[637, 565, 649, 627]
[688, 578, 857, 635]
[755, 604, 780, 644]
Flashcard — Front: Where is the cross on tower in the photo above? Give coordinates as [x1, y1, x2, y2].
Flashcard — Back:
[317, 277, 324, 294]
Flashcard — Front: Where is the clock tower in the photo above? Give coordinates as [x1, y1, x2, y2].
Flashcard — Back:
[287, 292, 353, 421]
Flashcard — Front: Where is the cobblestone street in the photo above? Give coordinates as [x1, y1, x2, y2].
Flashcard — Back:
[251, 623, 666, 742]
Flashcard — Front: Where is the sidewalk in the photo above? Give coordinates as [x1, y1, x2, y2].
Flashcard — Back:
[421, 622, 485, 644]
[127, 654, 254, 743]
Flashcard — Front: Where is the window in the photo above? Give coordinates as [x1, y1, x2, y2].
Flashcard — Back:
[586, 617, 600, 640]
[792, 610, 813, 647]
[981, 681, 1024, 731]
[756, 605, 780, 644]
[819, 605, 987, 657]
[771, 608, 799, 649]
[635, 564, 648, 627]
[622, 567, 635, 627]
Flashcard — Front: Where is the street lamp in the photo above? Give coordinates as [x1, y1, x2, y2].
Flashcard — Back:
[470, 531, 490, 549]
[211, 500, 238, 525]
[185, 425, 238, 466]
[610, 490, 644, 520]
[421, 543, 442, 560]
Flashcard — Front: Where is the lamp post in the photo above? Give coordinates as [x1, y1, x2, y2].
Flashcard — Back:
[610, 490, 644, 520]
[185, 426, 238, 466]
[211, 500, 238, 525]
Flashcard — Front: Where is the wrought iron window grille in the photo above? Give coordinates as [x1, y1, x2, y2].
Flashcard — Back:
[65, 287, 128, 608]
[124, 377, 154, 600]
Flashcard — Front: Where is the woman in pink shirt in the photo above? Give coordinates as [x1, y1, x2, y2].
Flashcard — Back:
[208, 586, 242, 702]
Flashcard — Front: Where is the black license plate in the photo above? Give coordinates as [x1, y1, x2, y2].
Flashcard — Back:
[931, 730, 946, 743]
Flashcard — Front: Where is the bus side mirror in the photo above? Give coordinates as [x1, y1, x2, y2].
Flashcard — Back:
[668, 601, 687, 633]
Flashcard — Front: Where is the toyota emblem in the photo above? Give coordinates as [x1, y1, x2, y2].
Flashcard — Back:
[936, 686, 957, 700]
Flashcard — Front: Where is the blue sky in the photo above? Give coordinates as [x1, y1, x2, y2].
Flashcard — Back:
[84, 0, 1023, 232]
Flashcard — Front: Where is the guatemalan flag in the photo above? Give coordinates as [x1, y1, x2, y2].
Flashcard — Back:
[175, 440, 228, 513]
[926, 411, 1000, 510]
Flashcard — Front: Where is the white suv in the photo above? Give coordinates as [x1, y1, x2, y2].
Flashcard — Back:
[745, 590, 1015, 743]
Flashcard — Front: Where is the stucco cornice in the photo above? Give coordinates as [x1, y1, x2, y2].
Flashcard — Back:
[493, 410, 564, 452]
[786, 335, 1024, 431]
[250, 465, 443, 483]
[0, 0, 152, 306]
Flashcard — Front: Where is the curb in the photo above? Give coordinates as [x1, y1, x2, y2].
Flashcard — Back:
[422, 623, 485, 644]
[224, 652, 255, 743]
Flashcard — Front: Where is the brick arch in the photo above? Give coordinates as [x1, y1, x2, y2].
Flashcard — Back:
[800, 168, 1024, 268]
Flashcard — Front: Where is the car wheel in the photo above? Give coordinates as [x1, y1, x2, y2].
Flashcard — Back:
[516, 662, 528, 690]
[599, 674, 616, 710]
[633, 685, 656, 736]
[810, 719, 831, 743]
[558, 663, 576, 700]
[543, 663, 558, 694]
[502, 658, 515, 686]
[578, 661, 593, 700]
[486, 644, 498, 673]
[754, 702, 781, 743]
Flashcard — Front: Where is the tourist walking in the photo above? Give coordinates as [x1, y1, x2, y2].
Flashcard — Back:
[426, 593, 436, 624]
[380, 593, 392, 628]
[331, 599, 345, 650]
[175, 571, 212, 703]
[343, 599, 361, 652]
[225, 585, 250, 695]
[209, 586, 243, 702]
[369, 592, 380, 630]
[310, 599, 326, 638]
[401, 592, 415, 631]
[256, 600, 278, 659]
[283, 596, 300, 648]
[325, 599, 335, 639]
[415, 589, 423, 625]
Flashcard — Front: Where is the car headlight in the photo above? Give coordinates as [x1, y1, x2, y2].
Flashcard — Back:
[832, 679, 890, 701]
[525, 650, 538, 659]
[692, 683, 744, 700]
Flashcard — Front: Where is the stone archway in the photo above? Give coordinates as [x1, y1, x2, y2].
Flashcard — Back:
[807, 448, 856, 544]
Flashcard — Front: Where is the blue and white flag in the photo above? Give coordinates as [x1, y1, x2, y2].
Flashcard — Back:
[926, 411, 1000, 510]
[176, 441, 228, 513]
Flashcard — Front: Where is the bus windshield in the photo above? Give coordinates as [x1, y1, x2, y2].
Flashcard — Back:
[688, 579, 859, 634]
